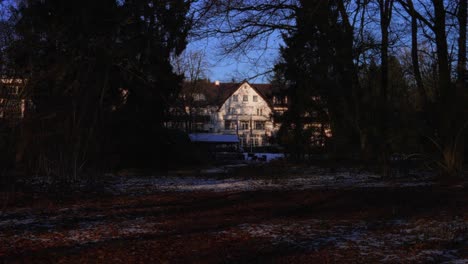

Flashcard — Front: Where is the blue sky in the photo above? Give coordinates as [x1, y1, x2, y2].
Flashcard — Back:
[186, 33, 283, 84]
[0, 0, 283, 84]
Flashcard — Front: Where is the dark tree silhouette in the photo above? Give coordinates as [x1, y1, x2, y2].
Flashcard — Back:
[6, 0, 192, 179]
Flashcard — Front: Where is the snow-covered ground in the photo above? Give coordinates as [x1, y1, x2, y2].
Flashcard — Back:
[0, 169, 465, 263]
[234, 218, 467, 263]
[1, 209, 465, 263]
[105, 169, 436, 194]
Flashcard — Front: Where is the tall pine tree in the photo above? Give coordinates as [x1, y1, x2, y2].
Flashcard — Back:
[275, 0, 361, 161]
[9, 0, 191, 178]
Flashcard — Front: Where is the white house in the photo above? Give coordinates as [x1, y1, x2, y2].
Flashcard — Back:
[167, 80, 288, 149]
[0, 78, 28, 120]
[215, 81, 275, 148]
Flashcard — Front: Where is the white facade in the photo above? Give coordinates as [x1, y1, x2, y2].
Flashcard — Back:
[214, 82, 275, 148]
[168, 80, 331, 149]
[167, 81, 285, 148]
[0, 79, 27, 119]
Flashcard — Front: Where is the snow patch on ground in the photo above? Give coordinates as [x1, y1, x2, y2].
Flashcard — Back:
[0, 217, 37, 228]
[442, 260, 468, 264]
[0, 216, 162, 254]
[105, 172, 435, 194]
[236, 218, 467, 263]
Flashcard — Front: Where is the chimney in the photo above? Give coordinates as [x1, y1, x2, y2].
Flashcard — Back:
[214, 80, 220, 86]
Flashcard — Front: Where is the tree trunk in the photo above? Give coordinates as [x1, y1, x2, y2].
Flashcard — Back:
[335, 0, 363, 159]
[378, 0, 394, 176]
[408, 0, 427, 108]
[457, 0, 467, 91]
[379, 0, 391, 104]
[433, 0, 465, 178]
[433, 0, 451, 101]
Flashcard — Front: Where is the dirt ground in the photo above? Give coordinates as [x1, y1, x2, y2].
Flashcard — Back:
[0, 173, 467, 264]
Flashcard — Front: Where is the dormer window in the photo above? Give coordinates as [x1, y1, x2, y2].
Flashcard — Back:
[243, 95, 248, 102]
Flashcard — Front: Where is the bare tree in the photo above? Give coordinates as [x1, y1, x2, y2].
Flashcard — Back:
[395, 0, 467, 178]
[172, 50, 211, 132]
[456, 0, 466, 90]
[376, 0, 395, 176]
[408, 0, 427, 108]
[173, 50, 210, 81]
[190, 0, 299, 80]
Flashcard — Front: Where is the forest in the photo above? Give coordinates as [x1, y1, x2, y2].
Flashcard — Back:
[0, 1, 467, 263]
[0, 0, 466, 183]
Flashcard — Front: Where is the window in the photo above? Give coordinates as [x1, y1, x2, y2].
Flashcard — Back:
[193, 93, 205, 101]
[229, 107, 235, 114]
[224, 120, 236, 130]
[7, 86, 19, 95]
[254, 121, 265, 130]
[2, 100, 22, 119]
[254, 136, 260, 146]
[233, 95, 238, 102]
[243, 95, 248, 102]
[240, 136, 248, 147]
[253, 95, 258, 102]
[240, 121, 249, 130]
[256, 108, 263, 115]
[193, 123, 204, 131]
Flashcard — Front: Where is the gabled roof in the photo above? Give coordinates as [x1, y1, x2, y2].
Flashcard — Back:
[181, 81, 238, 106]
[181, 80, 275, 108]
[215, 80, 274, 111]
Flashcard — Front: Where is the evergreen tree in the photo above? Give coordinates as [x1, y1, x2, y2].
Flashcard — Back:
[275, 0, 360, 160]
[8, 0, 191, 178]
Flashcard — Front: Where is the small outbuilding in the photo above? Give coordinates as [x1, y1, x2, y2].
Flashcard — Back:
[189, 133, 240, 151]
[189, 133, 243, 163]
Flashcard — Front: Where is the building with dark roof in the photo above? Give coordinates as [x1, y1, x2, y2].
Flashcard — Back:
[0, 78, 28, 122]
[166, 80, 289, 148]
